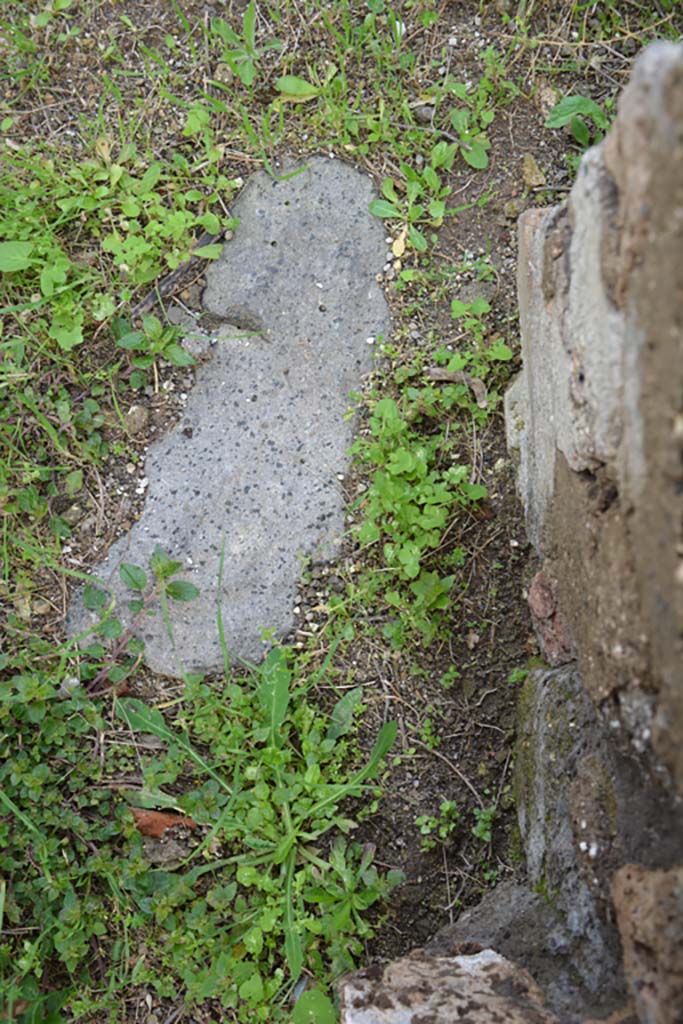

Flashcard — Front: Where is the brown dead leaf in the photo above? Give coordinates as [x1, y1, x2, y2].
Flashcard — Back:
[522, 153, 546, 189]
[424, 367, 488, 409]
[466, 631, 481, 650]
[94, 136, 112, 164]
[533, 78, 559, 120]
[131, 808, 198, 837]
[392, 225, 408, 258]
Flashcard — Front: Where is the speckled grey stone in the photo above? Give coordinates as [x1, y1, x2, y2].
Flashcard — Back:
[68, 157, 389, 675]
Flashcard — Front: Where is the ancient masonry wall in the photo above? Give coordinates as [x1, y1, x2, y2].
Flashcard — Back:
[339, 42, 683, 1024]
[504, 41, 683, 1022]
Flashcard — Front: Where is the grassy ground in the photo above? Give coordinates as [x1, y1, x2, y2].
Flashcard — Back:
[1, 1, 681, 1021]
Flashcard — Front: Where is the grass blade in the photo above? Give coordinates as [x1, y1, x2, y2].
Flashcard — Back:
[284, 849, 303, 983]
[117, 698, 232, 795]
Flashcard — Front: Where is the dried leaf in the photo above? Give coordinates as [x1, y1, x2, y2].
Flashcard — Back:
[522, 152, 546, 189]
[392, 225, 408, 258]
[424, 367, 488, 409]
[130, 807, 198, 837]
[466, 630, 480, 650]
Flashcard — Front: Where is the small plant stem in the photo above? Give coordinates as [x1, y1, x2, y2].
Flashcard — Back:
[413, 738, 484, 809]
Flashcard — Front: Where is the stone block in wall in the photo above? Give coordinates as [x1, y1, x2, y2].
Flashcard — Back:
[514, 667, 683, 1013]
[505, 42, 683, 791]
[612, 864, 683, 1024]
[338, 948, 560, 1024]
[426, 880, 598, 1019]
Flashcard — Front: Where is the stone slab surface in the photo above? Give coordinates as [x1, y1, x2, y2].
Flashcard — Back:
[338, 949, 559, 1024]
[69, 157, 389, 675]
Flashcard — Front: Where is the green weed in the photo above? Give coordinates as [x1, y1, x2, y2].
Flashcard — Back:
[1, 627, 400, 1020]
[472, 803, 496, 844]
[415, 800, 459, 852]
[545, 93, 612, 155]
[210, 1, 282, 89]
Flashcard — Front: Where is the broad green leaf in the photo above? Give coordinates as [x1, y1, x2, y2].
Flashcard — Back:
[242, 0, 256, 51]
[368, 199, 400, 219]
[428, 199, 446, 220]
[238, 972, 263, 1003]
[49, 311, 84, 350]
[405, 179, 422, 204]
[451, 108, 469, 133]
[83, 584, 106, 611]
[40, 259, 69, 297]
[407, 225, 428, 252]
[120, 788, 182, 811]
[461, 481, 487, 501]
[0, 241, 33, 272]
[450, 81, 468, 99]
[197, 211, 221, 234]
[256, 647, 291, 747]
[487, 340, 514, 361]
[137, 162, 162, 195]
[97, 616, 122, 639]
[211, 16, 239, 46]
[275, 75, 319, 99]
[292, 989, 336, 1024]
[65, 469, 83, 496]
[115, 333, 145, 354]
[396, 542, 420, 579]
[430, 140, 456, 169]
[462, 142, 488, 169]
[120, 563, 147, 591]
[570, 116, 590, 148]
[92, 294, 116, 321]
[545, 94, 608, 130]
[150, 545, 182, 579]
[117, 698, 167, 736]
[163, 342, 196, 366]
[380, 177, 399, 203]
[387, 448, 416, 474]
[193, 243, 223, 260]
[326, 686, 363, 742]
[362, 720, 397, 778]
[243, 926, 263, 957]
[422, 165, 440, 191]
[165, 580, 199, 602]
[358, 520, 381, 544]
[469, 297, 491, 316]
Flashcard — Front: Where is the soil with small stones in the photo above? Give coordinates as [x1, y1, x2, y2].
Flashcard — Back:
[5, 0, 682, 1016]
